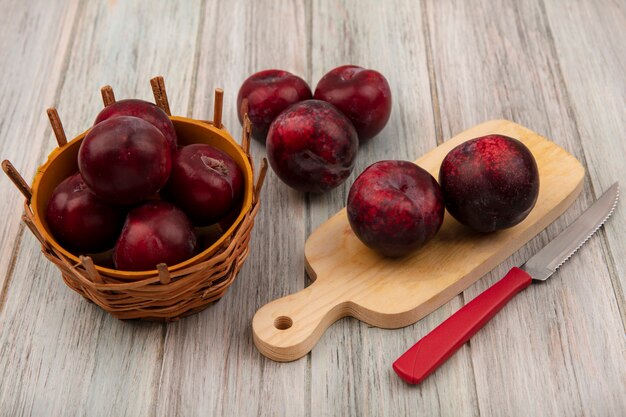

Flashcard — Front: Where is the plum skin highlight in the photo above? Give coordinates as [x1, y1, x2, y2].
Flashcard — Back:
[78, 116, 172, 205]
[45, 172, 126, 253]
[162, 144, 243, 226]
[314, 65, 392, 140]
[113, 200, 197, 271]
[438, 134, 539, 233]
[347, 160, 445, 257]
[237, 69, 312, 143]
[94, 98, 178, 153]
[266, 99, 358, 193]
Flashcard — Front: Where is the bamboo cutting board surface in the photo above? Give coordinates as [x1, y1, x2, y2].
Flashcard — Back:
[252, 120, 584, 362]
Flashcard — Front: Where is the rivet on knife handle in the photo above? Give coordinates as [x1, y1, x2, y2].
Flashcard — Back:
[392, 267, 532, 384]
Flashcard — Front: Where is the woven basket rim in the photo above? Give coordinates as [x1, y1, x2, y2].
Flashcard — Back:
[29, 116, 255, 279]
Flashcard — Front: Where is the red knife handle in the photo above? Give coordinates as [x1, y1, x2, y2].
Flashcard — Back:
[393, 267, 532, 384]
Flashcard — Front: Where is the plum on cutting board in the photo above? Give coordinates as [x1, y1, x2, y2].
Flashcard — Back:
[237, 69, 312, 143]
[314, 65, 392, 140]
[113, 200, 197, 271]
[439, 134, 539, 233]
[45, 172, 125, 253]
[266, 99, 358, 193]
[347, 160, 445, 257]
[162, 144, 243, 226]
[78, 116, 172, 205]
[94, 99, 177, 153]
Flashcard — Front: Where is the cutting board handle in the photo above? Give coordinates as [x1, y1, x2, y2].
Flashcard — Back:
[252, 279, 346, 362]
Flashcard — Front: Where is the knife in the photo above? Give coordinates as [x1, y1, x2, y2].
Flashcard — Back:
[393, 182, 619, 385]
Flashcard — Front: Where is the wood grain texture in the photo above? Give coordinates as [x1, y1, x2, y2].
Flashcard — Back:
[0, 1, 202, 416]
[253, 120, 584, 361]
[307, 1, 479, 416]
[155, 1, 310, 416]
[0, 0, 624, 416]
[426, 0, 626, 415]
[0, 0, 79, 299]
[543, 0, 626, 327]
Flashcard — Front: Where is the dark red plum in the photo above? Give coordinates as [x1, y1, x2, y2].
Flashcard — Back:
[266, 99, 358, 193]
[217, 200, 243, 232]
[439, 134, 539, 232]
[162, 144, 243, 225]
[46, 172, 125, 253]
[78, 116, 171, 205]
[113, 201, 197, 271]
[314, 65, 392, 140]
[237, 69, 312, 143]
[94, 99, 177, 153]
[347, 161, 444, 257]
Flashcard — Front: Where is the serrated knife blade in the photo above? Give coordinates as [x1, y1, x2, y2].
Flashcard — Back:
[522, 182, 619, 280]
[394, 182, 620, 384]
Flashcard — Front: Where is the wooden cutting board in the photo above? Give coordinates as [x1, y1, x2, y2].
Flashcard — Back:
[252, 120, 584, 362]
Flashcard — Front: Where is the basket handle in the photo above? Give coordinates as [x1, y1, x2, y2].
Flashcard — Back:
[21, 212, 50, 251]
[254, 158, 268, 204]
[150, 76, 171, 116]
[213, 88, 224, 129]
[2, 160, 31, 203]
[46, 108, 67, 147]
[100, 85, 116, 107]
[80, 256, 103, 284]
[241, 113, 251, 155]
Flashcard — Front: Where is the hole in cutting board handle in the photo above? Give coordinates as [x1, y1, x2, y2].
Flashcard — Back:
[274, 316, 293, 330]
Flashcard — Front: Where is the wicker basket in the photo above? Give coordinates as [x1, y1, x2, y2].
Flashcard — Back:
[2, 77, 267, 321]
